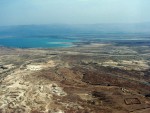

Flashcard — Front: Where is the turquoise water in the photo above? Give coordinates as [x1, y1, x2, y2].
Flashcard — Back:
[0, 37, 77, 48]
[0, 35, 150, 48]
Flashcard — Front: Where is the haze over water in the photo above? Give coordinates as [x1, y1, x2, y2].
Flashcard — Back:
[0, 0, 150, 48]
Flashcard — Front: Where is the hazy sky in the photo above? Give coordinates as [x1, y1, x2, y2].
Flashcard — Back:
[0, 0, 150, 25]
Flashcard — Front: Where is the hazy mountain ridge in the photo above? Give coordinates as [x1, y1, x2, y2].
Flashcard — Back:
[0, 23, 150, 37]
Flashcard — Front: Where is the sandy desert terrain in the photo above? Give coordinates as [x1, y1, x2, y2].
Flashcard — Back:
[0, 43, 150, 113]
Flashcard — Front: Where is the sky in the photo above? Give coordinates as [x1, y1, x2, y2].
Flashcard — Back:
[0, 0, 150, 26]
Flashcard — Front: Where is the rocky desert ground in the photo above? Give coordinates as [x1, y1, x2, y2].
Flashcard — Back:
[0, 43, 150, 113]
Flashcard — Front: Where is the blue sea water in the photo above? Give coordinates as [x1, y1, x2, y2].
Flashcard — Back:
[0, 37, 77, 48]
[0, 34, 150, 48]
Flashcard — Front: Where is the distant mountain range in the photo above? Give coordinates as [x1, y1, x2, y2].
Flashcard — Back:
[0, 23, 150, 37]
